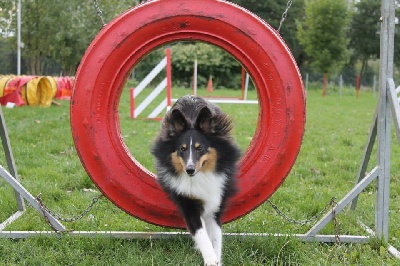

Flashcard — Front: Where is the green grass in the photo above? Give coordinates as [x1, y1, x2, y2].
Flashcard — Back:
[0, 86, 399, 265]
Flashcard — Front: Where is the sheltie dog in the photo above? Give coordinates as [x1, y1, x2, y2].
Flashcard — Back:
[152, 95, 241, 265]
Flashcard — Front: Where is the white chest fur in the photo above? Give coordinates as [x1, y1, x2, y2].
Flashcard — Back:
[166, 172, 227, 216]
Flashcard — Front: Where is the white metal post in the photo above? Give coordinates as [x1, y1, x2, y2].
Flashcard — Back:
[193, 59, 198, 96]
[17, 0, 21, 75]
[375, 0, 395, 241]
[305, 73, 309, 93]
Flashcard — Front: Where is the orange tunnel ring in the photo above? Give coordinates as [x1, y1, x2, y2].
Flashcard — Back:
[70, 0, 305, 228]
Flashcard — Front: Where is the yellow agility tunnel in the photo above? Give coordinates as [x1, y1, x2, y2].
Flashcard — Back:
[0, 76, 54, 107]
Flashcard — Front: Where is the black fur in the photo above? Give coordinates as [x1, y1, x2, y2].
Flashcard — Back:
[151, 95, 241, 265]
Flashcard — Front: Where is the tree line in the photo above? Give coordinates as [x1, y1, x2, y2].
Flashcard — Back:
[0, 0, 399, 89]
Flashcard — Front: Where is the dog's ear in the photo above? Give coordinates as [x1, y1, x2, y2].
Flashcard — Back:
[195, 106, 214, 134]
[166, 109, 188, 137]
[196, 106, 234, 136]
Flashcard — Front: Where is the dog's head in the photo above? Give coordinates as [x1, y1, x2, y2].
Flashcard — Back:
[162, 96, 233, 140]
[156, 96, 234, 176]
[168, 106, 217, 176]
[171, 129, 217, 176]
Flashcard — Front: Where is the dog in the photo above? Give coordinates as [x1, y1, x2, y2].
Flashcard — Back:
[151, 95, 241, 265]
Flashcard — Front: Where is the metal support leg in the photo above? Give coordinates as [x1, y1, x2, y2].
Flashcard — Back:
[0, 165, 66, 232]
[387, 79, 400, 142]
[0, 107, 25, 211]
[306, 167, 379, 237]
[350, 112, 377, 210]
[0, 107, 66, 232]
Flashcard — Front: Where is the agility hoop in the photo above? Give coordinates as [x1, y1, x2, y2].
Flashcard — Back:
[71, 0, 305, 228]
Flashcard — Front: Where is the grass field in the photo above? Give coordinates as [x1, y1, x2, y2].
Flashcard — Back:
[0, 86, 399, 265]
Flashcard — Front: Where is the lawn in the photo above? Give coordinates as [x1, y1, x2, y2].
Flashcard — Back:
[0, 85, 399, 265]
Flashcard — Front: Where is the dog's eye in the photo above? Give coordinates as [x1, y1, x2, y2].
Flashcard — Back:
[180, 146, 186, 152]
[196, 146, 203, 152]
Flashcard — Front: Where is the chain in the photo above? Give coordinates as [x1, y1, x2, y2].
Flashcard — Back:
[36, 194, 66, 233]
[277, 0, 293, 32]
[331, 198, 341, 244]
[93, 0, 291, 32]
[268, 197, 341, 243]
[35, 191, 342, 240]
[93, 0, 106, 27]
[267, 197, 336, 225]
[36, 193, 103, 227]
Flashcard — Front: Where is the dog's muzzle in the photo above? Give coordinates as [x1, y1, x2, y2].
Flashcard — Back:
[186, 166, 195, 176]
[185, 163, 196, 176]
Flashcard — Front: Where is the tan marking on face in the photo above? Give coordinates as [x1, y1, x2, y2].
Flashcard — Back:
[199, 147, 217, 172]
[196, 153, 208, 173]
[195, 142, 200, 148]
[182, 144, 187, 149]
[171, 151, 185, 174]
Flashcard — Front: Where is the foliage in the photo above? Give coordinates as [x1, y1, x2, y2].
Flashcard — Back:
[0, 39, 16, 74]
[297, 0, 351, 75]
[134, 42, 244, 90]
[19, 0, 48, 75]
[232, 0, 306, 65]
[350, 0, 381, 62]
[394, 7, 400, 68]
[0, 1, 16, 38]
[0, 0, 399, 89]
[50, 3, 98, 76]
[170, 42, 242, 89]
[349, 0, 381, 80]
[1, 0, 134, 76]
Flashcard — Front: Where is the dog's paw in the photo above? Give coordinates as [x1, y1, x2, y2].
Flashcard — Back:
[203, 256, 220, 266]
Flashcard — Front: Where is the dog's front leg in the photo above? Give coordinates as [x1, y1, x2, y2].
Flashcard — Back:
[193, 217, 220, 266]
[177, 197, 220, 265]
[204, 216, 222, 262]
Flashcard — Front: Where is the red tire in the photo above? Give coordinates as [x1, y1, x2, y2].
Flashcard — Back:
[71, 0, 305, 228]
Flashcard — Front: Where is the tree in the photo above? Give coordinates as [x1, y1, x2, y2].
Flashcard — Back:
[7, 0, 134, 75]
[231, 0, 306, 67]
[20, 0, 57, 75]
[51, 2, 99, 76]
[170, 42, 241, 89]
[349, 0, 381, 87]
[0, 1, 18, 74]
[394, 5, 400, 69]
[0, 1, 16, 38]
[297, 0, 351, 96]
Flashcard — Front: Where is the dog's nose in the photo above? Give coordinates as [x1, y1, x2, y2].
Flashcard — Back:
[186, 167, 195, 176]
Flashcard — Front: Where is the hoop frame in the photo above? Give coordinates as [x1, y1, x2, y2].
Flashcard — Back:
[70, 0, 305, 228]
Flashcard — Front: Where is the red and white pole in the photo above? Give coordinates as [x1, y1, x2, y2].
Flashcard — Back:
[130, 88, 135, 119]
[166, 48, 172, 109]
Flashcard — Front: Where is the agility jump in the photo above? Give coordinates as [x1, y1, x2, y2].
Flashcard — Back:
[130, 48, 172, 119]
[131, 46, 256, 121]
